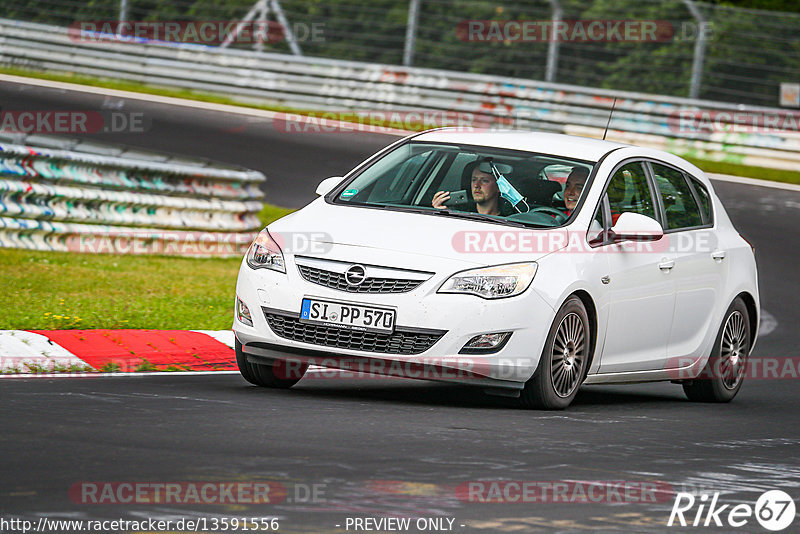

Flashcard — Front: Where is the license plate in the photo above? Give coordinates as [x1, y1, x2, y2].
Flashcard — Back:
[300, 298, 396, 334]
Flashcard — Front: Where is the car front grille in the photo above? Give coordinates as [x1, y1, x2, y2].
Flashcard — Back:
[263, 308, 445, 355]
[297, 264, 424, 294]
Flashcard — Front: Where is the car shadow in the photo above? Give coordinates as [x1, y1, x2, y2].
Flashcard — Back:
[290, 379, 519, 409]
[231, 375, 691, 410]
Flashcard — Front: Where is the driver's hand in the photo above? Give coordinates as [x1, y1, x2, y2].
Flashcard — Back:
[432, 191, 450, 209]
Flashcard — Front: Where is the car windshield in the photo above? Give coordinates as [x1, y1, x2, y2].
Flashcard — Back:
[333, 141, 595, 228]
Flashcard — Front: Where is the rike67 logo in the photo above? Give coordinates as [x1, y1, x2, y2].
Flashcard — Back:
[668, 490, 795, 531]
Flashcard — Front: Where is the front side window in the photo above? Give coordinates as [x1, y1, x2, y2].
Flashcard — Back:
[588, 199, 606, 244]
[605, 161, 656, 222]
[333, 142, 596, 228]
[651, 163, 703, 230]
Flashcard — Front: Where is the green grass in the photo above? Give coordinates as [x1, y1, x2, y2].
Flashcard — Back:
[683, 157, 800, 185]
[257, 203, 296, 226]
[0, 248, 242, 330]
[100, 362, 122, 373]
[1, 361, 95, 374]
[135, 359, 159, 372]
[0, 203, 296, 330]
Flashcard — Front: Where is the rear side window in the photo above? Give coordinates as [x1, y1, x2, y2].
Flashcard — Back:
[606, 161, 656, 221]
[688, 176, 713, 224]
[651, 163, 703, 230]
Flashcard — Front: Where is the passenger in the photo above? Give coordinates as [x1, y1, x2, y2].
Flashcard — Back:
[563, 167, 589, 215]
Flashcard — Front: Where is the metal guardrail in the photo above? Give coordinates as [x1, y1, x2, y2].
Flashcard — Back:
[2, 17, 800, 174]
[0, 132, 265, 256]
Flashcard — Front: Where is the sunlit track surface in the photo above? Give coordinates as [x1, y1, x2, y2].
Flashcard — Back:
[2, 80, 800, 532]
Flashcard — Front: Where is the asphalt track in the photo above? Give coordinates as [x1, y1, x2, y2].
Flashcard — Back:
[2, 80, 800, 533]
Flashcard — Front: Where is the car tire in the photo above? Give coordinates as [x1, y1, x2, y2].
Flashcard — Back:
[520, 296, 591, 410]
[682, 298, 750, 403]
[235, 339, 307, 388]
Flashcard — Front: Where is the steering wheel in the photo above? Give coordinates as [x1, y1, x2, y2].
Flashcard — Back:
[528, 206, 569, 224]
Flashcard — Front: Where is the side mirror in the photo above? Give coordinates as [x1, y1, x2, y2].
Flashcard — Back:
[316, 176, 344, 196]
[610, 212, 664, 242]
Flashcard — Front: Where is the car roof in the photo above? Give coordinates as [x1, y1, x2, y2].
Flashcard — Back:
[412, 129, 628, 162]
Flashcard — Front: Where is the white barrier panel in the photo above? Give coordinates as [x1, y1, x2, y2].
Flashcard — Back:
[0, 138, 265, 256]
[2, 18, 800, 172]
[0, 217, 257, 257]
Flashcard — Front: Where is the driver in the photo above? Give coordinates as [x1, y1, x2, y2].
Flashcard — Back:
[432, 165, 503, 216]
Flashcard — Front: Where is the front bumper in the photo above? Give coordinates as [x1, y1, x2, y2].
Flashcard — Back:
[233, 253, 556, 388]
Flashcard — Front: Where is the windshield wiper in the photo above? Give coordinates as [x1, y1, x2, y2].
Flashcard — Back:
[383, 204, 438, 215]
[342, 201, 387, 209]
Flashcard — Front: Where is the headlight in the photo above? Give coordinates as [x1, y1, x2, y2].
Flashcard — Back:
[438, 262, 537, 299]
[246, 229, 285, 273]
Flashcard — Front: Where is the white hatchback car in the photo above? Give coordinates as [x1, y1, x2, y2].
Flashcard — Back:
[234, 130, 759, 409]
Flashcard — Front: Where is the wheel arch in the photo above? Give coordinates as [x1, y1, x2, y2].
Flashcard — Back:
[570, 289, 598, 374]
[735, 291, 759, 346]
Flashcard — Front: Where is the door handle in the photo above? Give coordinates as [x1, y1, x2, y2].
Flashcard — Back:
[711, 250, 727, 261]
[658, 259, 675, 271]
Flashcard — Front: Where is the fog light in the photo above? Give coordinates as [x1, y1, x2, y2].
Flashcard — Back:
[459, 332, 512, 354]
[237, 297, 253, 327]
